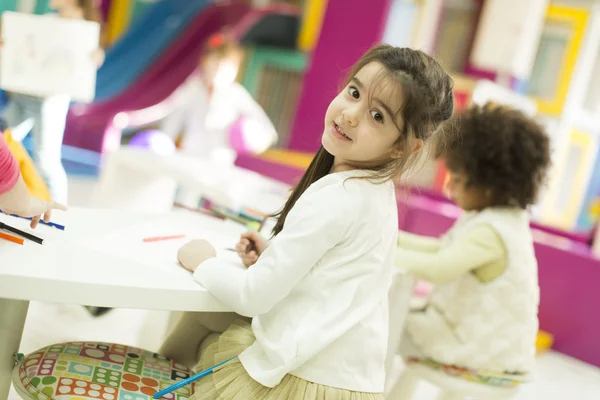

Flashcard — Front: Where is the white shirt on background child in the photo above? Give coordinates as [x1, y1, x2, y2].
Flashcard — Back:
[402, 207, 539, 374]
[161, 75, 277, 164]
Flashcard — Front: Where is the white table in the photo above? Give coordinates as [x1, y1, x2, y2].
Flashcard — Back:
[0, 207, 248, 399]
[96, 147, 291, 214]
[0, 208, 416, 400]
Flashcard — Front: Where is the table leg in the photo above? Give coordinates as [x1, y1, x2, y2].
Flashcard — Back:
[0, 298, 29, 400]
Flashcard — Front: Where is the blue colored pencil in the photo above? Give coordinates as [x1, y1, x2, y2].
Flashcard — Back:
[8, 214, 65, 230]
[153, 356, 237, 399]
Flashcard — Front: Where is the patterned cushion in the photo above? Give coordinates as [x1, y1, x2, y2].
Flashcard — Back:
[14, 342, 194, 400]
[406, 357, 527, 388]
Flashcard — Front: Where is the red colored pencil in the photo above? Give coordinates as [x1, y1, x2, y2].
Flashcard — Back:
[142, 235, 186, 243]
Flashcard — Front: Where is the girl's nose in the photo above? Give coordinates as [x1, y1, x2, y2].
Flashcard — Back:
[342, 108, 358, 127]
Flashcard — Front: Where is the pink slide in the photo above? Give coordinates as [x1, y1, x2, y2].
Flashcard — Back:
[63, 1, 251, 154]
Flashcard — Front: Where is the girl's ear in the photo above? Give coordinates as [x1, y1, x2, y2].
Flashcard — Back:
[411, 138, 424, 154]
[390, 138, 423, 159]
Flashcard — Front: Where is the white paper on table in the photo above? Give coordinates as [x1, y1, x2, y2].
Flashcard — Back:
[78, 216, 244, 279]
[0, 12, 100, 102]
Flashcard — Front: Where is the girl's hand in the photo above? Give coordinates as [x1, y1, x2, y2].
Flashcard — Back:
[91, 48, 105, 68]
[235, 231, 269, 268]
[177, 239, 216, 272]
[0, 176, 67, 228]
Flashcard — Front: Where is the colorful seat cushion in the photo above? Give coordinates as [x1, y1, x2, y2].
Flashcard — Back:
[406, 356, 528, 388]
[14, 342, 194, 400]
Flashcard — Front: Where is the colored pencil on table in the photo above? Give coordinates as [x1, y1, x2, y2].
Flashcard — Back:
[8, 214, 65, 230]
[210, 208, 252, 226]
[0, 231, 24, 245]
[173, 202, 226, 220]
[142, 235, 186, 243]
[0, 211, 65, 230]
[0, 222, 44, 245]
[153, 356, 237, 399]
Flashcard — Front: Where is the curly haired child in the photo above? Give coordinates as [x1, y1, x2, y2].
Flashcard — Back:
[396, 102, 551, 386]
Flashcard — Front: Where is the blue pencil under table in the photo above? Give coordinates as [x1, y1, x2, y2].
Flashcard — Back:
[12, 342, 194, 400]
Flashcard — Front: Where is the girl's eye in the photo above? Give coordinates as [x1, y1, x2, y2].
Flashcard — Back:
[348, 86, 360, 99]
[370, 110, 384, 123]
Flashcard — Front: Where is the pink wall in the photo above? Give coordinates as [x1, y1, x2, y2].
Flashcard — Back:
[287, 0, 392, 152]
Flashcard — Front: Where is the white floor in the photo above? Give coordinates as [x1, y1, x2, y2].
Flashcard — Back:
[7, 177, 600, 399]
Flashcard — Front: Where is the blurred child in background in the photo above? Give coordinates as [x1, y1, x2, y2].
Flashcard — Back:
[1, 0, 105, 205]
[123, 30, 278, 208]
[160, 30, 277, 161]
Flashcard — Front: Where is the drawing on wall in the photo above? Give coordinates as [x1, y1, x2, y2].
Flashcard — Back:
[0, 11, 100, 102]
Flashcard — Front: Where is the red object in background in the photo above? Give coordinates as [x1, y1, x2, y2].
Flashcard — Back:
[454, 90, 471, 111]
[431, 88, 472, 191]
[207, 33, 225, 48]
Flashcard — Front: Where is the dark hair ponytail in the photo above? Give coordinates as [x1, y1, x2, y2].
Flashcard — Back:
[271, 146, 333, 236]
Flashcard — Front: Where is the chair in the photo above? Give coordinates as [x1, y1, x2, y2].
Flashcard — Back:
[384, 274, 522, 400]
[387, 362, 520, 399]
[12, 341, 194, 400]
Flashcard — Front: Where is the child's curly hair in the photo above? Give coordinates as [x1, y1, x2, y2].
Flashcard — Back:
[443, 103, 551, 209]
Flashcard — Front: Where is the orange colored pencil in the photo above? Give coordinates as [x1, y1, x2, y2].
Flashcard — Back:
[0, 231, 24, 245]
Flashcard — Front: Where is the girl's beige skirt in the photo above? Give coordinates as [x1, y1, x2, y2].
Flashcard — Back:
[191, 320, 384, 400]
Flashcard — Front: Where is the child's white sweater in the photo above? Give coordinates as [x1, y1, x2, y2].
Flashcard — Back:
[396, 208, 539, 374]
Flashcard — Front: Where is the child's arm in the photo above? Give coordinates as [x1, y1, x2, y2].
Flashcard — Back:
[0, 135, 66, 227]
[91, 48, 105, 68]
[118, 77, 200, 138]
[397, 230, 442, 253]
[193, 184, 359, 318]
[0, 134, 20, 195]
[3, 130, 50, 201]
[231, 84, 278, 151]
[396, 224, 506, 285]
